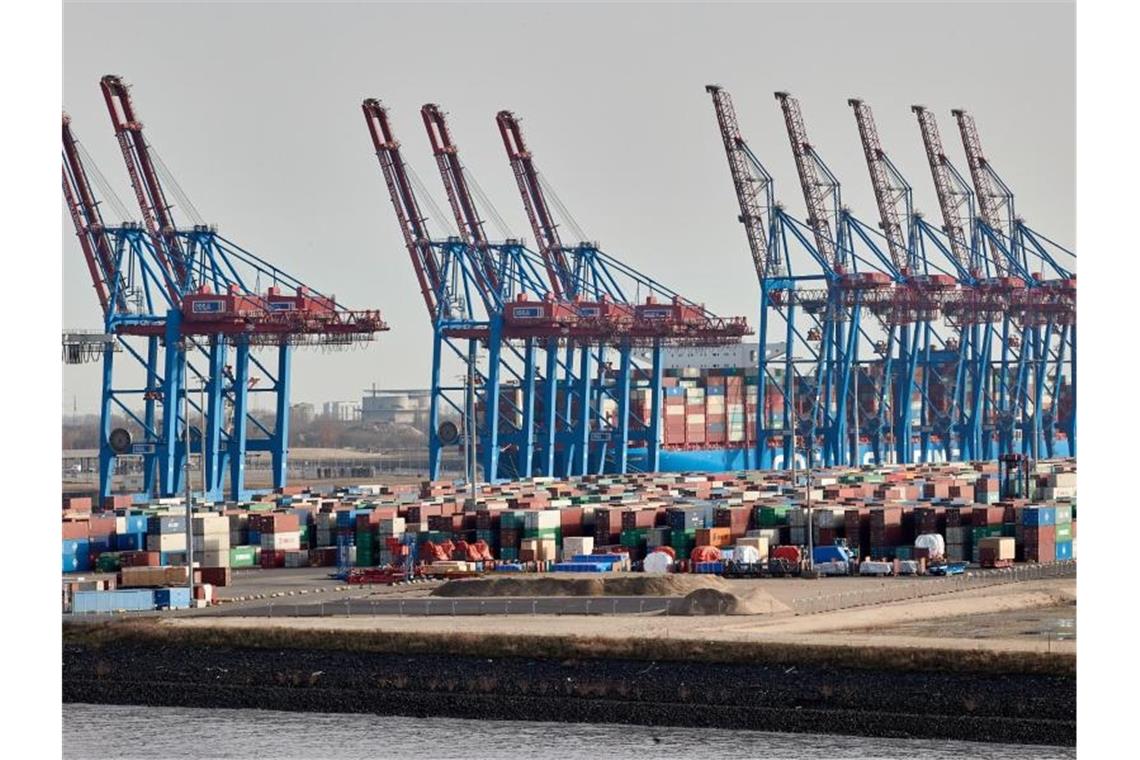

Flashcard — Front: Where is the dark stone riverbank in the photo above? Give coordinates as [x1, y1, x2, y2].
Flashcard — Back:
[63, 634, 1074, 746]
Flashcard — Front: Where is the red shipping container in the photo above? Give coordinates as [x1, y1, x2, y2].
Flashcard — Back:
[198, 567, 232, 586]
[63, 496, 92, 513]
[120, 551, 161, 567]
[262, 513, 300, 533]
[260, 550, 286, 569]
[87, 516, 116, 537]
[62, 520, 89, 540]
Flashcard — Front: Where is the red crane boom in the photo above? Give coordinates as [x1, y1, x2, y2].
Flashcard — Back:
[99, 75, 187, 301]
[705, 85, 776, 279]
[495, 110, 573, 299]
[912, 105, 975, 275]
[62, 113, 119, 314]
[848, 98, 909, 274]
[362, 99, 442, 317]
[421, 104, 498, 290]
[775, 91, 840, 268]
[951, 108, 1008, 277]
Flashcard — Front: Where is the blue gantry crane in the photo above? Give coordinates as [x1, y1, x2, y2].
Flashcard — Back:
[363, 100, 749, 482]
[63, 76, 387, 502]
[705, 85, 1073, 470]
[950, 108, 1076, 459]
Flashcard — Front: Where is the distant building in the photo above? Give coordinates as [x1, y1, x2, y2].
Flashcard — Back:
[291, 402, 315, 425]
[361, 386, 431, 430]
[322, 400, 361, 422]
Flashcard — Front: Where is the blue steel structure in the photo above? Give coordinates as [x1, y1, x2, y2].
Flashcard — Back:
[707, 86, 1074, 470]
[63, 76, 386, 503]
[363, 100, 749, 482]
[708, 85, 947, 470]
[950, 108, 1076, 460]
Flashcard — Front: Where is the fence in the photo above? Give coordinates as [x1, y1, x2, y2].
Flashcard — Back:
[790, 560, 1077, 616]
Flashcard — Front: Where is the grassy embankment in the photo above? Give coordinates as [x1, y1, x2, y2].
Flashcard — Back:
[64, 619, 1074, 677]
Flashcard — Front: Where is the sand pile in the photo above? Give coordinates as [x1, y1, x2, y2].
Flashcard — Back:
[432, 574, 731, 598]
[668, 587, 790, 616]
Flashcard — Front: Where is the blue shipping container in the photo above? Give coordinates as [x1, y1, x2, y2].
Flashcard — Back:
[813, 545, 849, 564]
[89, 536, 113, 555]
[115, 532, 146, 551]
[125, 515, 148, 533]
[62, 554, 91, 573]
[72, 589, 155, 614]
[1022, 506, 1056, 527]
[707, 386, 726, 396]
[154, 587, 192, 609]
[693, 561, 725, 574]
[1055, 541, 1073, 561]
[62, 538, 90, 556]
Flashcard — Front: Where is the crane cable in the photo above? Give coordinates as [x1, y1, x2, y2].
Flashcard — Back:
[147, 142, 206, 227]
[75, 140, 132, 224]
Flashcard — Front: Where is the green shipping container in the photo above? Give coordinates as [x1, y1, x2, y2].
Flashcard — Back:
[1055, 523, 1073, 541]
[620, 529, 648, 549]
[229, 546, 257, 568]
[757, 506, 790, 527]
[96, 552, 121, 572]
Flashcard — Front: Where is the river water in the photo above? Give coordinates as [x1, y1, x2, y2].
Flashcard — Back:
[63, 704, 1073, 760]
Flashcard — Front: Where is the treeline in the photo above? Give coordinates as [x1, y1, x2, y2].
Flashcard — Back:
[62, 411, 430, 452]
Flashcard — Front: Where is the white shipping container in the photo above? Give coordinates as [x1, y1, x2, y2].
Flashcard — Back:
[261, 531, 301, 551]
[192, 515, 229, 535]
[193, 534, 230, 553]
[146, 533, 186, 553]
[199, 550, 230, 568]
[561, 536, 594, 558]
[734, 536, 769, 559]
[378, 517, 406, 534]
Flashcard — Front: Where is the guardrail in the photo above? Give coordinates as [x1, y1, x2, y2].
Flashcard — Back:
[791, 560, 1076, 616]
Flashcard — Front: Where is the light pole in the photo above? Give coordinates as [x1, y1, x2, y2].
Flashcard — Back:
[461, 345, 479, 507]
[181, 339, 194, 601]
[853, 368, 860, 468]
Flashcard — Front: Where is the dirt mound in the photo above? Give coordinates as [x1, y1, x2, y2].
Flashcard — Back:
[669, 587, 791, 616]
[431, 574, 730, 598]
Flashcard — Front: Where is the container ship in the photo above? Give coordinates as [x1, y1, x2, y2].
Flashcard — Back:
[480, 342, 1072, 477]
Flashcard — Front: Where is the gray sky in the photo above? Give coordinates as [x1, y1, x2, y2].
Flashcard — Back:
[62, 0, 1074, 413]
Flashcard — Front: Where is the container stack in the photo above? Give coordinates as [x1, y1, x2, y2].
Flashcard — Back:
[146, 515, 187, 566]
[193, 514, 230, 568]
[1020, 506, 1056, 563]
[259, 513, 300, 568]
[62, 459, 1077, 580]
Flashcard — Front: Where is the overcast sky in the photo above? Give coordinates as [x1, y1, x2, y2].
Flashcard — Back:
[62, 0, 1074, 413]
